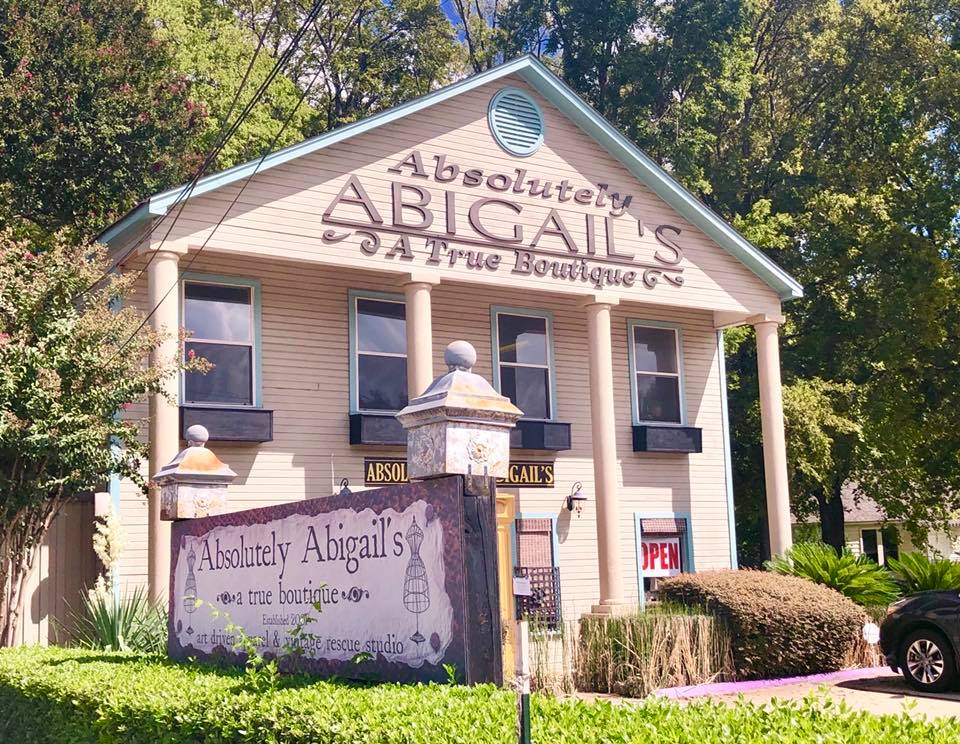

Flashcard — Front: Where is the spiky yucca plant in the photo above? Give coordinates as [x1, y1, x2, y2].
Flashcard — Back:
[765, 542, 900, 606]
[68, 585, 167, 654]
[887, 552, 960, 593]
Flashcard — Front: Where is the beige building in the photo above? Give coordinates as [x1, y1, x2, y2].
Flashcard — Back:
[21, 56, 804, 641]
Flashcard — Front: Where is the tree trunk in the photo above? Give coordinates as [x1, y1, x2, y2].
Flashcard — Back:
[817, 481, 846, 551]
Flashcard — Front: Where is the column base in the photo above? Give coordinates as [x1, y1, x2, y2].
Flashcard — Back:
[583, 601, 636, 618]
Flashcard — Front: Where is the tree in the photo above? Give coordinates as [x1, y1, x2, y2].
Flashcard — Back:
[150, 0, 314, 169]
[0, 232, 198, 645]
[0, 0, 206, 236]
[218, 0, 460, 133]
[492, 0, 960, 554]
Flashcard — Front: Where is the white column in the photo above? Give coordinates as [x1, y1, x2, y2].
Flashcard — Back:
[755, 320, 792, 556]
[147, 249, 182, 602]
[403, 276, 437, 399]
[585, 299, 627, 613]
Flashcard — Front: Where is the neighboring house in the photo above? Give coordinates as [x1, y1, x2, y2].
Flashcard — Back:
[793, 486, 960, 564]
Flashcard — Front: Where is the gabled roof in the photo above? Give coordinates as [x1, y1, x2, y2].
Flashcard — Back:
[99, 55, 802, 301]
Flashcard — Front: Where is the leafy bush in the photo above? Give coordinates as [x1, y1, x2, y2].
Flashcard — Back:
[0, 648, 958, 743]
[659, 570, 865, 680]
[764, 542, 900, 606]
[888, 551, 960, 593]
[575, 604, 733, 697]
[67, 586, 167, 654]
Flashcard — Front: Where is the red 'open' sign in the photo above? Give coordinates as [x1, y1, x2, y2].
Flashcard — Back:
[640, 536, 682, 577]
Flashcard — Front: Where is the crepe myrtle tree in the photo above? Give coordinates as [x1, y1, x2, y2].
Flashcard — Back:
[0, 231, 205, 645]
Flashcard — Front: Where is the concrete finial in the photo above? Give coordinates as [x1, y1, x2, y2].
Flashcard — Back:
[185, 424, 209, 447]
[445, 340, 477, 372]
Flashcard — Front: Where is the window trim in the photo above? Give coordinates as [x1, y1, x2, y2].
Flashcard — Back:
[510, 511, 560, 570]
[626, 319, 687, 427]
[490, 306, 558, 422]
[180, 273, 262, 408]
[349, 289, 407, 415]
[634, 510, 693, 609]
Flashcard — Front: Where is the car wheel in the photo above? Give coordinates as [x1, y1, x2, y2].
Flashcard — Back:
[899, 628, 957, 692]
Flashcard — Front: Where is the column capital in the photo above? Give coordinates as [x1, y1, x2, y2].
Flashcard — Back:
[401, 271, 440, 288]
[579, 292, 620, 310]
[747, 314, 782, 328]
[137, 239, 189, 258]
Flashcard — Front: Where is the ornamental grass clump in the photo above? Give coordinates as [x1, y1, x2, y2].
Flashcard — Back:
[764, 541, 900, 606]
[660, 570, 865, 680]
[575, 604, 734, 697]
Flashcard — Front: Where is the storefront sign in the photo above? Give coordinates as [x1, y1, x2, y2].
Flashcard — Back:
[364, 458, 554, 488]
[169, 477, 468, 684]
[640, 536, 682, 577]
[319, 150, 686, 291]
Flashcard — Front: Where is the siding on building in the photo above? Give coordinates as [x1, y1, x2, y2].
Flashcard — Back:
[115, 251, 732, 616]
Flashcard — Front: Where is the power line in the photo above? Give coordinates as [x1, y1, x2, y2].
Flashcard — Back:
[117, 0, 326, 297]
[109, 0, 367, 362]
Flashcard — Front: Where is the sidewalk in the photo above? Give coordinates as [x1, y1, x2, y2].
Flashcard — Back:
[656, 667, 960, 719]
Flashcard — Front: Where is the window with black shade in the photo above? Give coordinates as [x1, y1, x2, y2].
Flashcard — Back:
[496, 312, 552, 420]
[355, 297, 407, 412]
[183, 281, 255, 406]
[861, 529, 880, 563]
[881, 526, 900, 564]
[631, 324, 683, 425]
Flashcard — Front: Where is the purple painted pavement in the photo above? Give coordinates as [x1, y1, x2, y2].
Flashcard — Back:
[654, 666, 897, 700]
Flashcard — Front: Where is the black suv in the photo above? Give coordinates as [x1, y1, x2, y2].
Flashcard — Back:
[880, 590, 960, 692]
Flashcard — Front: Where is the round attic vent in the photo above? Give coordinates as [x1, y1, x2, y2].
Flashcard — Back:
[488, 88, 544, 157]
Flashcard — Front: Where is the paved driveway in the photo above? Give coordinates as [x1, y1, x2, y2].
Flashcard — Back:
[707, 669, 960, 719]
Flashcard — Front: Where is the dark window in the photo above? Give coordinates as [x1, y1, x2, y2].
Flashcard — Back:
[356, 298, 407, 412]
[183, 282, 254, 405]
[881, 526, 900, 565]
[861, 529, 880, 563]
[632, 325, 683, 424]
[497, 313, 552, 420]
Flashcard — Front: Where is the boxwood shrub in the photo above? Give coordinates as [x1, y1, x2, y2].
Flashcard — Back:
[1, 647, 957, 743]
[659, 569, 866, 680]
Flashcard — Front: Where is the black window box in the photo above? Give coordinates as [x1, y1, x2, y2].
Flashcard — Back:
[349, 413, 406, 446]
[632, 425, 702, 453]
[510, 420, 572, 451]
[180, 406, 273, 443]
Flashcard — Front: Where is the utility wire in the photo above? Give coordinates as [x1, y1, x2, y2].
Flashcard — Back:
[109, 0, 366, 362]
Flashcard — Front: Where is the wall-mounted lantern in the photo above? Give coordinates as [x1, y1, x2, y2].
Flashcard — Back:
[566, 482, 588, 516]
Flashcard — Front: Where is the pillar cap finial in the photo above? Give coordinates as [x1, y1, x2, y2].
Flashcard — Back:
[185, 424, 209, 447]
[444, 340, 477, 372]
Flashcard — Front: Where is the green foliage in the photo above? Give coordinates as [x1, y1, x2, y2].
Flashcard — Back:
[887, 552, 960, 594]
[68, 587, 167, 654]
[0, 0, 205, 235]
[494, 0, 960, 552]
[149, 0, 312, 169]
[660, 570, 866, 680]
[0, 233, 189, 644]
[765, 542, 900, 607]
[575, 605, 733, 698]
[1, 647, 959, 743]
[221, 0, 459, 134]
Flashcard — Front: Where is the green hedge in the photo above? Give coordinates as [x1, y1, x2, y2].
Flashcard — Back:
[660, 570, 866, 680]
[1, 647, 957, 743]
